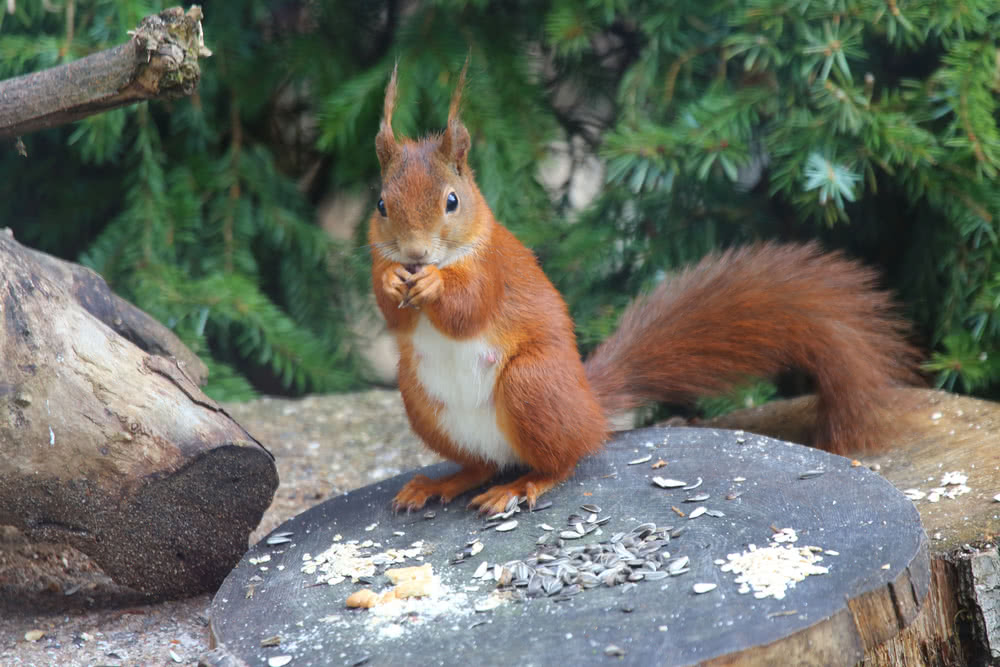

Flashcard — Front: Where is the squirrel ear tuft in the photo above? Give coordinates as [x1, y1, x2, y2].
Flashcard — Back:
[440, 122, 471, 171]
[376, 64, 400, 168]
[438, 58, 471, 171]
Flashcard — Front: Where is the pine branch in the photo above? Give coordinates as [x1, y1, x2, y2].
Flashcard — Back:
[0, 5, 211, 141]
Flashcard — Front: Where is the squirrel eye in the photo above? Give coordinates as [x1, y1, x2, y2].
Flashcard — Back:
[445, 192, 458, 213]
[377, 198, 387, 217]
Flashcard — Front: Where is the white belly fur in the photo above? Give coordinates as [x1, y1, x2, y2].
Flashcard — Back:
[409, 316, 519, 467]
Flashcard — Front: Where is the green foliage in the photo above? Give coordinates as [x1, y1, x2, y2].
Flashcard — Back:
[697, 381, 779, 419]
[2, 0, 999, 405]
[536, 0, 1000, 400]
[1, 2, 369, 400]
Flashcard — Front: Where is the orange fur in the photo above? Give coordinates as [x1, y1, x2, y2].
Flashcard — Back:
[584, 243, 921, 454]
[369, 67, 920, 514]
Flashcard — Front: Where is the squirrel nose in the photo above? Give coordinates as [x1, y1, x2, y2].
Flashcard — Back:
[405, 248, 429, 262]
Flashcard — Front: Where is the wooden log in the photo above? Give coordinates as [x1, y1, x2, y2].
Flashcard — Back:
[14, 230, 208, 385]
[208, 427, 928, 666]
[0, 230, 277, 597]
[710, 387, 1000, 665]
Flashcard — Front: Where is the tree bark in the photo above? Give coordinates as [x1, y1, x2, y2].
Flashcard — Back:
[0, 5, 212, 141]
[0, 230, 277, 597]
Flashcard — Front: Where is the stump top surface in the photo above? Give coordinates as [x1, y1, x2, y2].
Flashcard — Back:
[710, 388, 1000, 553]
[210, 427, 928, 667]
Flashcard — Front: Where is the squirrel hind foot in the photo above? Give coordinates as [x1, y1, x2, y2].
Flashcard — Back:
[392, 466, 495, 512]
[468, 470, 573, 515]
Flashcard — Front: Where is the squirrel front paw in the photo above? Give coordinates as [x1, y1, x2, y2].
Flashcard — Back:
[402, 265, 443, 308]
[381, 264, 411, 306]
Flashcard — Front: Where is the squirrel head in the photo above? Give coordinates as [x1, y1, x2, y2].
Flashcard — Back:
[371, 61, 487, 269]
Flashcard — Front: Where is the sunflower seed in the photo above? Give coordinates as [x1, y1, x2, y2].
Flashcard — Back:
[705, 509, 726, 518]
[667, 556, 690, 573]
[598, 569, 619, 586]
[688, 506, 707, 519]
[683, 477, 703, 490]
[652, 477, 687, 488]
[475, 596, 503, 612]
[531, 500, 553, 512]
[539, 523, 554, 531]
[693, 583, 717, 594]
[266, 536, 293, 545]
[580, 503, 602, 514]
[684, 493, 710, 502]
[560, 531, 583, 540]
[562, 583, 583, 597]
[799, 469, 825, 479]
[495, 520, 518, 532]
[473, 561, 489, 579]
[628, 454, 652, 465]
[630, 522, 656, 538]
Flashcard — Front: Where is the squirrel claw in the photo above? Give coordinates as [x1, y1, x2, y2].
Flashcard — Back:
[392, 466, 496, 512]
[469, 473, 568, 515]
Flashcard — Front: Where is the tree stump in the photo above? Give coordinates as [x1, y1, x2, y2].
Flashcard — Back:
[0, 229, 277, 597]
[207, 427, 928, 666]
[710, 387, 1000, 665]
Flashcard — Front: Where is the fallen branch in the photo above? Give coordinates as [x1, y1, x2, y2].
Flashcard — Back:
[0, 5, 211, 140]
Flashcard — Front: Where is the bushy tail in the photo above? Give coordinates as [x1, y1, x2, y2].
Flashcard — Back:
[583, 243, 921, 454]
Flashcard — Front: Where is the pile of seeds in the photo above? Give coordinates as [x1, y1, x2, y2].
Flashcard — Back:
[716, 529, 835, 600]
[469, 504, 692, 601]
[302, 538, 426, 586]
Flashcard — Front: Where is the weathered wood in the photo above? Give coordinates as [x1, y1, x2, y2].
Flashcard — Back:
[208, 427, 927, 666]
[15, 231, 207, 384]
[0, 5, 211, 141]
[0, 230, 277, 597]
[711, 387, 1000, 665]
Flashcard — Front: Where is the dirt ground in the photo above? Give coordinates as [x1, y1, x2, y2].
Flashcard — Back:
[0, 389, 442, 667]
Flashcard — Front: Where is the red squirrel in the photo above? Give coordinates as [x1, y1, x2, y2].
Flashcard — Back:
[369, 65, 919, 515]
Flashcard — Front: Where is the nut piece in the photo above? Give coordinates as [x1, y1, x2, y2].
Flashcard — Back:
[385, 563, 433, 584]
[393, 578, 434, 599]
[345, 589, 381, 608]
